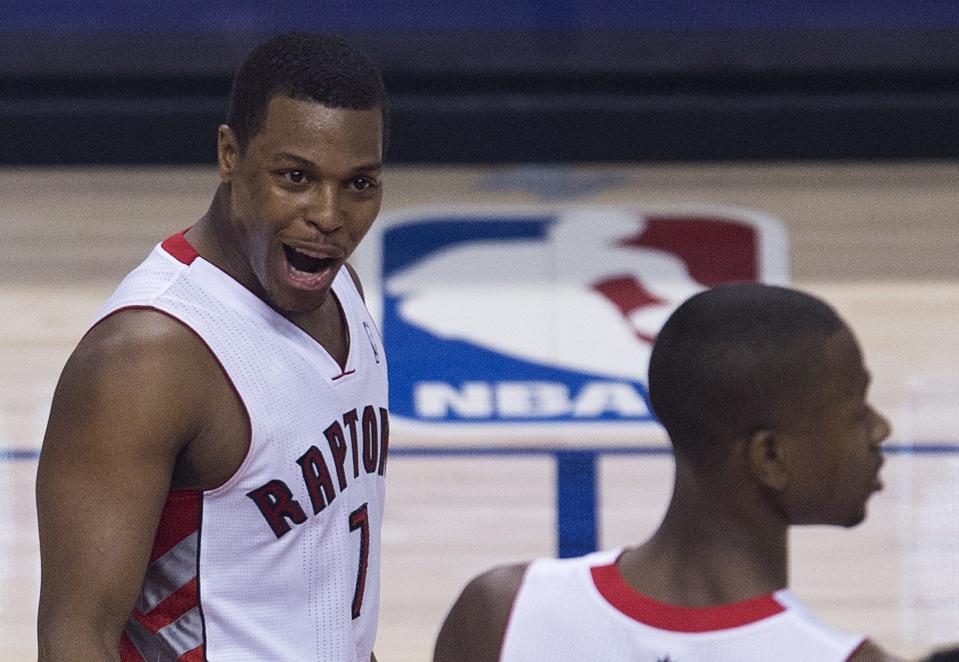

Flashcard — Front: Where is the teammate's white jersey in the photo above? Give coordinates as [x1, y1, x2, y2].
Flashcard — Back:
[95, 231, 389, 662]
[500, 549, 866, 662]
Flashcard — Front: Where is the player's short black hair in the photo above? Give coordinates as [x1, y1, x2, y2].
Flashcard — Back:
[226, 32, 388, 152]
[647, 283, 844, 463]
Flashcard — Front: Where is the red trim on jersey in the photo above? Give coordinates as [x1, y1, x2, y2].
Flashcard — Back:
[332, 369, 357, 381]
[180, 645, 206, 662]
[591, 563, 785, 632]
[150, 490, 201, 562]
[161, 229, 199, 265]
[133, 577, 200, 633]
[119, 632, 146, 661]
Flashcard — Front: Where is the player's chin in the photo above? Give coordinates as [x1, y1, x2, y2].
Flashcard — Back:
[268, 284, 330, 314]
[840, 508, 868, 529]
[837, 498, 871, 528]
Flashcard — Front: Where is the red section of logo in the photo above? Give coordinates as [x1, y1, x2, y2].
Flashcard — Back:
[591, 216, 762, 346]
[591, 277, 664, 344]
[621, 217, 758, 286]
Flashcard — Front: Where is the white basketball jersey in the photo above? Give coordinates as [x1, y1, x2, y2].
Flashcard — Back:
[96, 232, 389, 662]
[500, 549, 866, 662]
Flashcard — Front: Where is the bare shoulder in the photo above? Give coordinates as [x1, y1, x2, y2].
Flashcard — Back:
[73, 308, 212, 384]
[45, 307, 218, 455]
[433, 563, 530, 662]
[81, 306, 209, 358]
[459, 562, 529, 609]
[848, 639, 908, 662]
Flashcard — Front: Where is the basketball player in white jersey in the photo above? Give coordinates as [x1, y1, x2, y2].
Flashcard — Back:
[37, 34, 389, 661]
[434, 283, 918, 662]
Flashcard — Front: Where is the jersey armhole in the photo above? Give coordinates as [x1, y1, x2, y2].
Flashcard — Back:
[497, 564, 535, 662]
[97, 305, 255, 495]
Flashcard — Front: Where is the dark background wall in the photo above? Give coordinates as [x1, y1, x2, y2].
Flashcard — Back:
[4, 1, 959, 165]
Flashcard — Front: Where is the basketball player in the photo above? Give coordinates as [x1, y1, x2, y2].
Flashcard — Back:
[434, 283, 911, 662]
[36, 33, 389, 661]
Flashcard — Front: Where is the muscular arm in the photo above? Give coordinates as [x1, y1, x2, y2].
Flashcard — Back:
[433, 563, 528, 662]
[36, 311, 212, 661]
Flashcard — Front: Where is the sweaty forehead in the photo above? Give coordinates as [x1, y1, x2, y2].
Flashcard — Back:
[250, 96, 383, 163]
[261, 96, 377, 132]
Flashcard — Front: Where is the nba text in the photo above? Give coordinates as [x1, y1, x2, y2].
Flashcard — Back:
[415, 381, 650, 419]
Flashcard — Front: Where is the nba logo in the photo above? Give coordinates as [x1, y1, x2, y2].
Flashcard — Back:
[360, 205, 787, 443]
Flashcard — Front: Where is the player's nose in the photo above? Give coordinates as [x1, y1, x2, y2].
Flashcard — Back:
[304, 186, 344, 233]
[870, 407, 892, 447]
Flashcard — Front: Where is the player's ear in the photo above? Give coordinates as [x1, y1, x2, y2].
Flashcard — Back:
[217, 124, 240, 183]
[747, 428, 788, 491]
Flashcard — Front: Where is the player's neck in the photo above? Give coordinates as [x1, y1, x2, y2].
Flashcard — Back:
[188, 186, 261, 295]
[618, 464, 788, 606]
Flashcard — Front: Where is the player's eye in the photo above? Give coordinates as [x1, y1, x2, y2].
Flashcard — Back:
[285, 170, 306, 184]
[352, 176, 377, 191]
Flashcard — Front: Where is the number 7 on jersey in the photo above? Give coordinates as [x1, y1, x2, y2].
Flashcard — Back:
[349, 503, 370, 619]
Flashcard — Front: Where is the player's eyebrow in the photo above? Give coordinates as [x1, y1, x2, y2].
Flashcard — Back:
[352, 161, 383, 173]
[272, 152, 382, 173]
[271, 152, 315, 167]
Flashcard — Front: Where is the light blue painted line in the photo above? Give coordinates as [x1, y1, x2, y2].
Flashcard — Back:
[388, 443, 957, 457]
[1, 443, 957, 462]
[0, 449, 40, 461]
[389, 446, 673, 457]
[9, 441, 958, 560]
[884, 443, 959, 455]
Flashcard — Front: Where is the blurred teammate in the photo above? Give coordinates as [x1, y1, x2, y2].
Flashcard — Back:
[434, 283, 909, 662]
[36, 33, 389, 661]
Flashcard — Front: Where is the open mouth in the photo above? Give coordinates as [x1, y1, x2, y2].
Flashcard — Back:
[283, 244, 335, 274]
[870, 461, 884, 491]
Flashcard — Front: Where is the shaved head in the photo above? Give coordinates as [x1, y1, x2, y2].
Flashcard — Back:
[226, 32, 387, 153]
[648, 283, 844, 463]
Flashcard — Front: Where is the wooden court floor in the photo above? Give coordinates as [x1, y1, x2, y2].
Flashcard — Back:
[1, 163, 958, 660]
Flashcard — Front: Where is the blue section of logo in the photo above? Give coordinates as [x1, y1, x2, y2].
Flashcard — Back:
[384, 297, 651, 422]
[382, 215, 653, 424]
[382, 217, 551, 278]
